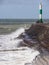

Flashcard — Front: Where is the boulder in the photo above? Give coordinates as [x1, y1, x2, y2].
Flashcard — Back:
[25, 23, 49, 50]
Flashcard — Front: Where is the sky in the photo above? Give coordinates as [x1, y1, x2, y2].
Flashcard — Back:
[0, 0, 49, 19]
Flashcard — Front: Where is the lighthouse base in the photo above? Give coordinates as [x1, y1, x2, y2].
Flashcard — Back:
[36, 20, 43, 23]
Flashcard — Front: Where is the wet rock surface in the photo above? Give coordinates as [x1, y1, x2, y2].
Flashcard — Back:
[25, 23, 49, 50]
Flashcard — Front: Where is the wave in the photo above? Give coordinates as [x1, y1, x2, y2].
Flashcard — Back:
[0, 27, 40, 65]
[0, 27, 25, 50]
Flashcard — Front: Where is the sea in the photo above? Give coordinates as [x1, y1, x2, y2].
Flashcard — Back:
[0, 19, 49, 24]
[0, 19, 49, 65]
[0, 27, 40, 65]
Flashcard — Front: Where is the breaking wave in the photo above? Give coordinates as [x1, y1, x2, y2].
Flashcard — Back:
[0, 27, 40, 65]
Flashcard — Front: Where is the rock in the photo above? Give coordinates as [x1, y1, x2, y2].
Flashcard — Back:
[25, 23, 49, 50]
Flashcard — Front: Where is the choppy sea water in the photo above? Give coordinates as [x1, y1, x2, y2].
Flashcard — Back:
[0, 27, 40, 65]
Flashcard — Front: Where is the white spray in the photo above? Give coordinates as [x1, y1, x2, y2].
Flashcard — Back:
[0, 27, 40, 65]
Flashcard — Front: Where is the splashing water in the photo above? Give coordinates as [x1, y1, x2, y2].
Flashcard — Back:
[0, 27, 40, 65]
[0, 28, 25, 50]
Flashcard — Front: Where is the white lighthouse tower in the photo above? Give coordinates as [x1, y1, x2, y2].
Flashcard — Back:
[39, 3, 43, 23]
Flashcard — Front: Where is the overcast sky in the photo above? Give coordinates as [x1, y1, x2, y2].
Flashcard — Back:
[0, 0, 49, 19]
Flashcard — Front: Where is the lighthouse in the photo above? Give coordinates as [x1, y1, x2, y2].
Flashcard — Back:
[39, 3, 43, 23]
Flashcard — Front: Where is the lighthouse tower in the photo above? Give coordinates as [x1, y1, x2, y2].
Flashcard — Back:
[39, 3, 43, 23]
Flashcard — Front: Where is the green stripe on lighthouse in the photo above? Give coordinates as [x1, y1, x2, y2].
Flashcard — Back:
[40, 9, 42, 14]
